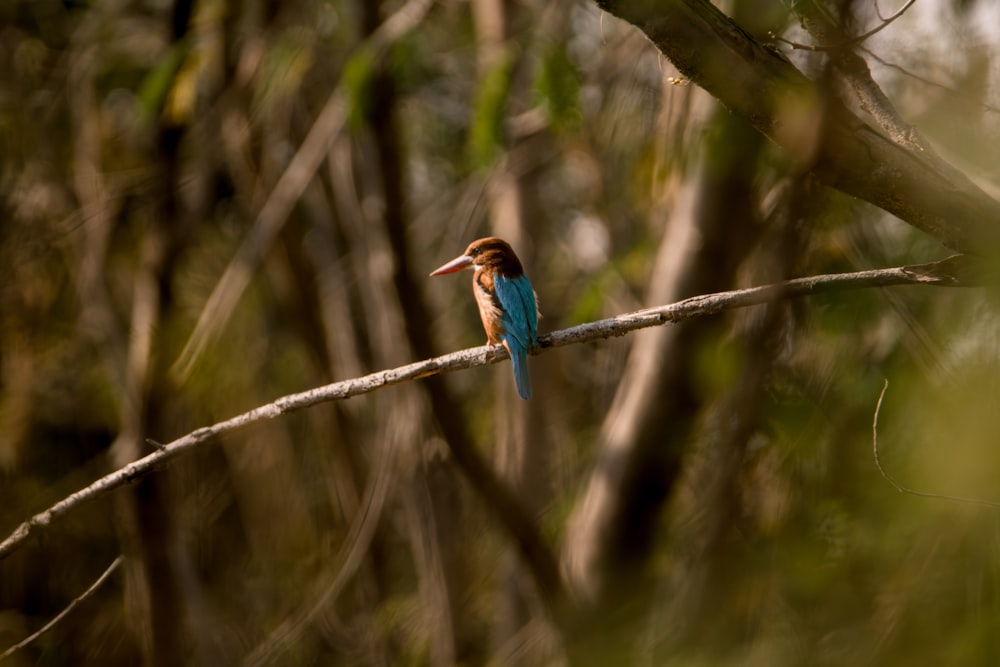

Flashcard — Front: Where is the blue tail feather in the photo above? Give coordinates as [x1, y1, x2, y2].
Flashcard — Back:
[494, 273, 537, 400]
[507, 340, 532, 400]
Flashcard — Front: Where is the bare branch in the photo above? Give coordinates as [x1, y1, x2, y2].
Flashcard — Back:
[0, 556, 123, 662]
[0, 256, 977, 561]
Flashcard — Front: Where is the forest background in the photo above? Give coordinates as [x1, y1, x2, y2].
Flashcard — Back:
[2, 0, 1000, 664]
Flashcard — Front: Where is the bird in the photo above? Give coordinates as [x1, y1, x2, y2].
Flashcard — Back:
[430, 237, 539, 400]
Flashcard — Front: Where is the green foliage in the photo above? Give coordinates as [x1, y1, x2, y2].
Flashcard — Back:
[534, 42, 581, 133]
[342, 42, 377, 131]
[136, 39, 189, 122]
[568, 268, 616, 324]
[386, 31, 433, 96]
[466, 47, 516, 168]
[254, 33, 316, 119]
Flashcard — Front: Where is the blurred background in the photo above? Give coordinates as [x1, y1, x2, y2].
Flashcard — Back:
[1, 0, 1000, 664]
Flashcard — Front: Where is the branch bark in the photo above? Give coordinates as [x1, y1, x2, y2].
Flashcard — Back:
[0, 255, 975, 562]
[592, 0, 1000, 253]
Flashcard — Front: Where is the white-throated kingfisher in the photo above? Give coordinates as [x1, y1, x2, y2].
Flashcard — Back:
[430, 237, 539, 399]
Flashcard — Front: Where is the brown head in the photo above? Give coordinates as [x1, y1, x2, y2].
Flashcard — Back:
[429, 237, 525, 278]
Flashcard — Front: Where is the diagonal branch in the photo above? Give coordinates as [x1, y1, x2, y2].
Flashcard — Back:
[0, 256, 977, 562]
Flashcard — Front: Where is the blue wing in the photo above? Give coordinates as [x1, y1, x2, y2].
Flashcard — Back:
[494, 274, 538, 399]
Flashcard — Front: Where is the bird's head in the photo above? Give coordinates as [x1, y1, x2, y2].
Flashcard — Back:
[429, 237, 524, 277]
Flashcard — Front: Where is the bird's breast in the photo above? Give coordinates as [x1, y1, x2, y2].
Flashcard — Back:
[473, 270, 505, 345]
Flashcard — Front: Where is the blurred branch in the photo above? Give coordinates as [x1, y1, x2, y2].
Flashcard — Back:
[172, 0, 435, 379]
[0, 256, 978, 561]
[592, 0, 1000, 253]
[0, 556, 123, 662]
[832, 49, 928, 152]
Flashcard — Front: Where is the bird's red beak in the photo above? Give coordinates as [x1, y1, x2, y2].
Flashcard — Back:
[429, 254, 474, 276]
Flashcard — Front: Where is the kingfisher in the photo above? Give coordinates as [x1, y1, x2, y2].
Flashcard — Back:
[430, 237, 539, 400]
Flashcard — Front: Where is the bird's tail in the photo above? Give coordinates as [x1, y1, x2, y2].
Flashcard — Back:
[507, 341, 532, 400]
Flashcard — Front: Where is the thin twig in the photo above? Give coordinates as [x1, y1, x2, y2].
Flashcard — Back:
[774, 0, 918, 52]
[0, 256, 977, 561]
[852, 0, 918, 43]
[872, 379, 1000, 508]
[0, 556, 123, 662]
[863, 48, 1000, 115]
